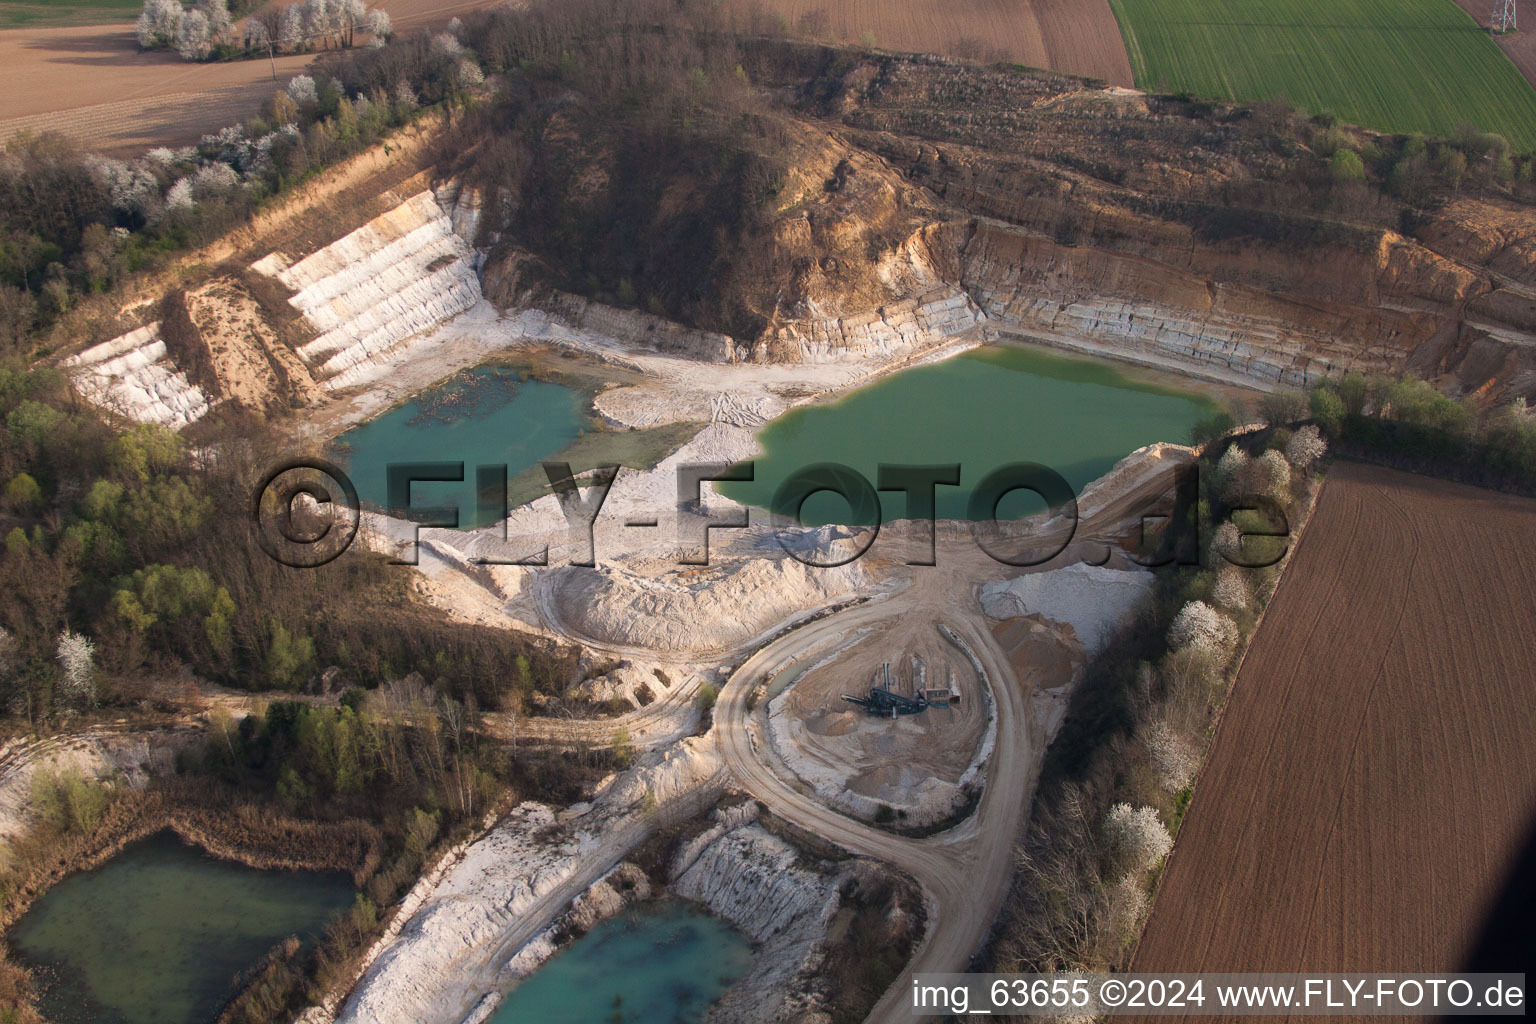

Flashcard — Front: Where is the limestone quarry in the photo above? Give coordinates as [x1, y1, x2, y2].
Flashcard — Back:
[41, 42, 1535, 1024]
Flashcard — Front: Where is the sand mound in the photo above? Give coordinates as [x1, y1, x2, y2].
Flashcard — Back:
[548, 556, 867, 653]
[979, 563, 1152, 653]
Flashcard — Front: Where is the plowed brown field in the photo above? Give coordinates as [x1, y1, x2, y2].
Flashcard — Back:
[0, 25, 315, 154]
[1136, 462, 1536, 986]
[730, 0, 1132, 84]
[0, 0, 494, 156]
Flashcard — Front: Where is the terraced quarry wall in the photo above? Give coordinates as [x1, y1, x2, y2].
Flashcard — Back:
[63, 323, 212, 428]
[58, 54, 1536, 428]
[958, 222, 1479, 387]
[251, 189, 482, 391]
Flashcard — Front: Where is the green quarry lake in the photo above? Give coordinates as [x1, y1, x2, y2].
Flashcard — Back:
[489, 901, 752, 1024]
[332, 345, 1218, 530]
[719, 344, 1219, 524]
[10, 832, 355, 1024]
[334, 365, 586, 528]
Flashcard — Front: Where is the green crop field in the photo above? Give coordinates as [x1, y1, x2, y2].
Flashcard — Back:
[1107, 0, 1536, 151]
[0, 0, 142, 29]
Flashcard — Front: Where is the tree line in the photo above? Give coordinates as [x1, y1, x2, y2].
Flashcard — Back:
[136, 0, 393, 62]
[987, 410, 1325, 972]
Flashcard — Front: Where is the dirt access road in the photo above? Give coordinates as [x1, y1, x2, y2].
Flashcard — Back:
[1136, 461, 1536, 989]
[716, 588, 1045, 1024]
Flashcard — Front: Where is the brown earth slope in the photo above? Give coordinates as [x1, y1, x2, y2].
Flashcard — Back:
[1135, 461, 1536, 989]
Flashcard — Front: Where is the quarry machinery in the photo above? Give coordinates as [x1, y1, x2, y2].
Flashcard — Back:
[842, 664, 930, 717]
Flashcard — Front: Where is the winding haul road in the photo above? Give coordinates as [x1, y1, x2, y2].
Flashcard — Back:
[714, 596, 1044, 1023]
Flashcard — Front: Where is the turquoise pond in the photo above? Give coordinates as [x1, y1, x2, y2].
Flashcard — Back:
[333, 365, 586, 527]
[488, 901, 753, 1024]
[717, 344, 1218, 524]
[9, 832, 355, 1024]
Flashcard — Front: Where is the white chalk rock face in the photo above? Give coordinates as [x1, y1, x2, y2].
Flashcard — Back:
[335, 803, 590, 1024]
[671, 823, 835, 943]
[766, 287, 982, 364]
[63, 323, 211, 428]
[251, 190, 481, 390]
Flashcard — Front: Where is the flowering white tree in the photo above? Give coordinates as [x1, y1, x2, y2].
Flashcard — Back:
[247, 18, 271, 51]
[1168, 600, 1237, 655]
[135, 0, 183, 48]
[1211, 520, 1242, 565]
[365, 8, 392, 38]
[1285, 424, 1328, 470]
[191, 162, 239, 198]
[430, 31, 466, 60]
[340, 0, 368, 44]
[279, 4, 306, 49]
[307, 0, 345, 46]
[287, 73, 319, 104]
[1145, 721, 1199, 792]
[1256, 449, 1292, 501]
[1213, 445, 1249, 502]
[166, 178, 196, 212]
[1210, 565, 1251, 611]
[56, 630, 96, 710]
[1104, 802, 1172, 873]
[205, 0, 232, 39]
[455, 57, 484, 89]
[1102, 875, 1151, 951]
[176, 8, 213, 59]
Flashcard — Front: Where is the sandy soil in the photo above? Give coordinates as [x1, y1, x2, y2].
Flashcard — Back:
[726, 0, 1131, 84]
[770, 617, 988, 819]
[185, 275, 320, 410]
[1453, 0, 1536, 88]
[1135, 462, 1536, 987]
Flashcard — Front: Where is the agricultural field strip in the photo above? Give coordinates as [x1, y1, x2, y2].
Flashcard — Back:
[1135, 461, 1536, 988]
[1107, 0, 1536, 149]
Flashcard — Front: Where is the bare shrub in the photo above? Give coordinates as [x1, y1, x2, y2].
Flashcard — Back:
[995, 785, 1114, 972]
[1161, 645, 1223, 731]
[1258, 388, 1309, 427]
[55, 629, 96, 710]
[1101, 875, 1151, 955]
